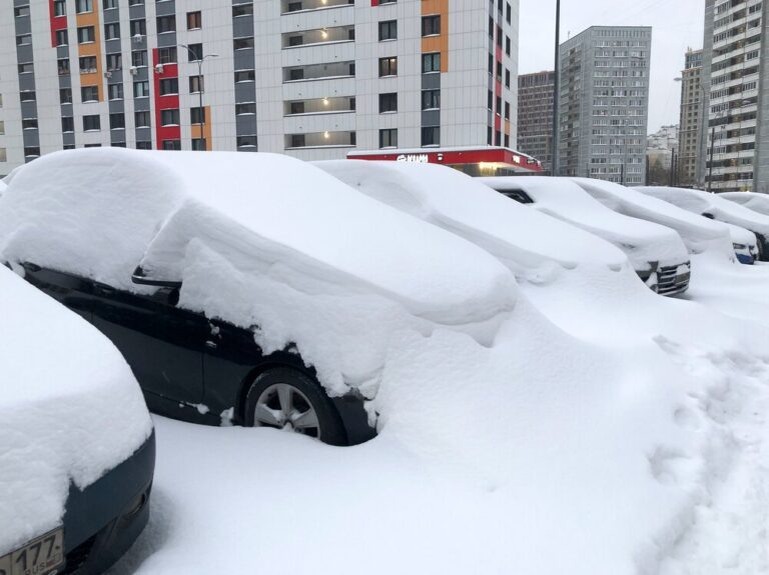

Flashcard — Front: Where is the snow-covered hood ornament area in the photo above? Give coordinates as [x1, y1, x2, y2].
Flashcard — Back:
[0, 266, 152, 555]
[0, 148, 517, 397]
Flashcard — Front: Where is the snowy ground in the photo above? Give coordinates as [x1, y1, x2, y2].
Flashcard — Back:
[108, 257, 769, 575]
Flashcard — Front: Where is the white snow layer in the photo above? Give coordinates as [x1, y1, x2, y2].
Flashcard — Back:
[479, 176, 690, 270]
[570, 177, 734, 260]
[0, 266, 152, 555]
[315, 160, 629, 283]
[0, 149, 515, 395]
[720, 191, 769, 217]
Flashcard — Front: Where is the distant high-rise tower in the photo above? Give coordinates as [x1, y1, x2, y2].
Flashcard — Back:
[677, 48, 703, 187]
[517, 71, 554, 174]
[557, 26, 652, 186]
[701, 0, 766, 192]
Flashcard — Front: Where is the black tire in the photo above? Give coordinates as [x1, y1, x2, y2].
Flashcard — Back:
[244, 367, 348, 446]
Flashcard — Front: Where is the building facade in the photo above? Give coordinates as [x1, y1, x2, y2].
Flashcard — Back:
[0, 0, 519, 177]
[701, 0, 767, 192]
[517, 70, 553, 174]
[557, 26, 652, 186]
[677, 48, 703, 187]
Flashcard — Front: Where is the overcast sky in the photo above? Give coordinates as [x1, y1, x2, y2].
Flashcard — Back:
[519, 0, 705, 135]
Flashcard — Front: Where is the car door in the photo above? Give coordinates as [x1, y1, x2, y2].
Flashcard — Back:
[90, 283, 206, 404]
[21, 263, 94, 321]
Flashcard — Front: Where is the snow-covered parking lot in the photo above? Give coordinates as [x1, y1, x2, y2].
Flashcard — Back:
[2, 149, 769, 575]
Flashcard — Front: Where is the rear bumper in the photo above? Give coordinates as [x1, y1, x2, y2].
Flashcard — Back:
[61, 430, 155, 574]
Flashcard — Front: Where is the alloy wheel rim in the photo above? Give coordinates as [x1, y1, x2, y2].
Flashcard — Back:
[253, 383, 321, 439]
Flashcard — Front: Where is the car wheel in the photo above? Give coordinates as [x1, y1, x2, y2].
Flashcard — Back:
[244, 367, 347, 445]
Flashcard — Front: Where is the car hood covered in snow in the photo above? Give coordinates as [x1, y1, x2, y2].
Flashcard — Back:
[315, 160, 629, 282]
[479, 177, 690, 271]
[637, 186, 769, 237]
[0, 148, 516, 395]
[719, 191, 769, 217]
[0, 265, 152, 555]
[570, 177, 733, 260]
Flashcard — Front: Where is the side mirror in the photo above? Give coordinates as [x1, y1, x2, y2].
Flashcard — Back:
[131, 265, 182, 289]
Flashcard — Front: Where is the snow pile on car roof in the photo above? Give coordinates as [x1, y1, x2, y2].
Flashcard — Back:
[0, 149, 516, 395]
[719, 191, 769, 217]
[570, 178, 733, 259]
[482, 177, 690, 270]
[638, 186, 769, 237]
[0, 266, 152, 555]
[315, 160, 629, 282]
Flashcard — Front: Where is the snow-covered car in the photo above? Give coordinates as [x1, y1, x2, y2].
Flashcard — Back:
[720, 191, 769, 217]
[478, 176, 692, 296]
[720, 221, 760, 264]
[0, 148, 516, 446]
[637, 186, 769, 261]
[0, 264, 154, 575]
[569, 177, 735, 261]
[314, 160, 632, 286]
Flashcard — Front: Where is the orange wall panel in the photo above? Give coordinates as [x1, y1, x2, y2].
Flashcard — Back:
[421, 0, 449, 72]
[76, 0, 103, 101]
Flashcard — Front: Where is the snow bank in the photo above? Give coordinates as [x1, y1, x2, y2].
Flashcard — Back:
[0, 148, 515, 395]
[570, 177, 734, 261]
[481, 176, 690, 271]
[315, 160, 629, 283]
[720, 191, 769, 217]
[0, 266, 152, 555]
[638, 186, 769, 238]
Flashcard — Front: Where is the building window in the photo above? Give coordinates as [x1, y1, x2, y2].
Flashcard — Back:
[236, 103, 256, 115]
[379, 128, 397, 148]
[187, 11, 202, 29]
[421, 126, 439, 146]
[0, 121, 4, 135]
[14, 6, 30, 17]
[379, 20, 397, 41]
[158, 47, 177, 64]
[135, 111, 151, 127]
[506, 2, 512, 23]
[157, 15, 176, 33]
[422, 15, 440, 36]
[290, 134, 306, 148]
[20, 91, 36, 102]
[289, 101, 305, 114]
[161, 109, 180, 126]
[54, 0, 66, 15]
[422, 89, 440, 110]
[109, 113, 125, 129]
[18, 63, 34, 74]
[190, 107, 205, 124]
[189, 75, 204, 93]
[104, 23, 120, 40]
[379, 0, 397, 3]
[81, 85, 99, 102]
[104, 0, 117, 8]
[237, 136, 257, 148]
[83, 114, 101, 131]
[136, 141, 152, 149]
[134, 80, 150, 98]
[128, 0, 144, 6]
[379, 56, 397, 77]
[192, 138, 205, 151]
[187, 43, 203, 61]
[75, 0, 93, 13]
[58, 58, 70, 76]
[24, 147, 41, 158]
[106, 53, 122, 70]
[108, 83, 123, 100]
[130, 19, 146, 36]
[162, 140, 181, 150]
[79, 56, 97, 73]
[505, 36, 511, 56]
[22, 118, 38, 130]
[233, 4, 253, 17]
[234, 37, 254, 50]
[16, 34, 32, 45]
[422, 53, 440, 73]
[132, 50, 148, 67]
[60, 88, 72, 103]
[504, 101, 510, 120]
[0, 148, 6, 162]
[379, 92, 397, 113]
[159, 78, 178, 95]
[77, 26, 95, 43]
[505, 69, 510, 88]
[55, 30, 68, 46]
[235, 70, 255, 82]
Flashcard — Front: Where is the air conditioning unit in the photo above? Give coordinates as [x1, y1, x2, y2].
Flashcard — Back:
[104, 70, 112, 78]
[154, 63, 164, 74]
[132, 33, 143, 43]
[129, 66, 138, 75]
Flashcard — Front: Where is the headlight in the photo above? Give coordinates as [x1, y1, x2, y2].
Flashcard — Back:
[733, 243, 747, 250]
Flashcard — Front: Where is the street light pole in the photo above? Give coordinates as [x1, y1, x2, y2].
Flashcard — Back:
[708, 123, 716, 193]
[178, 44, 218, 151]
[551, 0, 560, 176]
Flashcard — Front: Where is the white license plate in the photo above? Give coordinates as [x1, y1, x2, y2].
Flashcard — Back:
[0, 529, 64, 575]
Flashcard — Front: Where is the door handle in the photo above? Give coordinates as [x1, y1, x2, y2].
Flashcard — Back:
[205, 340, 218, 350]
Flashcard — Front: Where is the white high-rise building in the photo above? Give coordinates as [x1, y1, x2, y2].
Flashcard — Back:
[0, 0, 523, 177]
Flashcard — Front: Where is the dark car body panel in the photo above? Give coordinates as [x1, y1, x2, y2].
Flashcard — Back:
[21, 264, 376, 445]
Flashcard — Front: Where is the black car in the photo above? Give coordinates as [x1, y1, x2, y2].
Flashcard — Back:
[20, 262, 375, 446]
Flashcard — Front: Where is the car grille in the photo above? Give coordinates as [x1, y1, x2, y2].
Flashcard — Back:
[657, 264, 690, 296]
[61, 534, 97, 574]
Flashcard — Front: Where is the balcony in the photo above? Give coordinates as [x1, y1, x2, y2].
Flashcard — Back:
[284, 96, 355, 115]
[281, 0, 353, 13]
[285, 130, 356, 149]
[283, 60, 354, 82]
[282, 25, 354, 49]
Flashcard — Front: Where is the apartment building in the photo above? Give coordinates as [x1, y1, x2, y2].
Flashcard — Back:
[557, 26, 652, 186]
[701, 0, 767, 192]
[517, 70, 554, 174]
[0, 0, 520, 177]
[677, 48, 703, 187]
